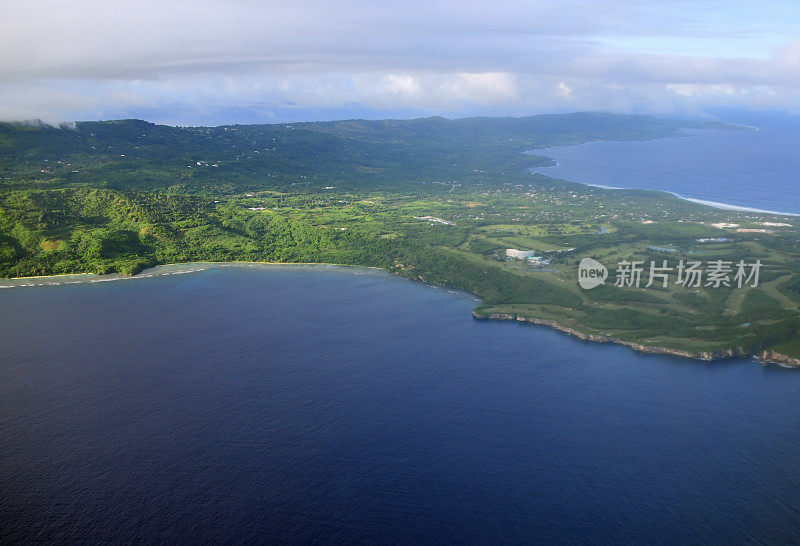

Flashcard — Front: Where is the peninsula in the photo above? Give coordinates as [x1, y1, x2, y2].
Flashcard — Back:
[1, 113, 798, 364]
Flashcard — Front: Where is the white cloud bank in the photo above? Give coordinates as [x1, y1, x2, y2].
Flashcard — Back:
[2, 0, 800, 123]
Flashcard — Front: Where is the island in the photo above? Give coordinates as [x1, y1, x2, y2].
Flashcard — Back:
[1, 113, 798, 365]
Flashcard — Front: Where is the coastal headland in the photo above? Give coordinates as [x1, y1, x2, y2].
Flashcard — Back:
[1, 113, 798, 364]
[472, 311, 800, 367]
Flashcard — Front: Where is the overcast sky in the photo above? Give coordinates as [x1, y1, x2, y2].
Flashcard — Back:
[3, 0, 800, 124]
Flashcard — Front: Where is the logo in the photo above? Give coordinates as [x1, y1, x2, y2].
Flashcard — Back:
[576, 257, 761, 290]
[578, 258, 608, 289]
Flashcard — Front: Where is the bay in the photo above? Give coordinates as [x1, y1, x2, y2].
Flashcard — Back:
[530, 115, 800, 215]
[2, 264, 800, 543]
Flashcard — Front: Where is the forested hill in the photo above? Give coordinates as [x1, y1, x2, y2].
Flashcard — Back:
[0, 113, 725, 193]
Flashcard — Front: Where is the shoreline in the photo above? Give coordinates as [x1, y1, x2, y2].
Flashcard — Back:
[527, 126, 800, 217]
[585, 184, 800, 217]
[472, 310, 800, 368]
[670, 194, 800, 217]
[0, 261, 385, 287]
[534, 178, 800, 217]
[1, 259, 796, 367]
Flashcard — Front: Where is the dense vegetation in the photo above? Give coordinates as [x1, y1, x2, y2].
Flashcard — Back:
[1, 113, 798, 359]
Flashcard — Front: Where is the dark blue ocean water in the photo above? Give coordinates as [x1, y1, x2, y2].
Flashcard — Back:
[3, 264, 800, 543]
[531, 115, 800, 215]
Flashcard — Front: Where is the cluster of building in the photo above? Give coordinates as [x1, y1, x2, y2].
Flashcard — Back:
[736, 228, 773, 234]
[710, 221, 783, 235]
[415, 216, 455, 225]
[696, 237, 729, 243]
[506, 248, 550, 265]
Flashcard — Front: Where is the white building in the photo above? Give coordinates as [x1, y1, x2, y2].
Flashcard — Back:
[506, 249, 538, 260]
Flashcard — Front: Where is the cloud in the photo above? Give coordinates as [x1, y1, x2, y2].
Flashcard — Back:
[2, 0, 800, 123]
[666, 84, 738, 97]
[382, 75, 422, 98]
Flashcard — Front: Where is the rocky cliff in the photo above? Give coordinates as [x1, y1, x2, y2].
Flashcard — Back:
[473, 311, 795, 366]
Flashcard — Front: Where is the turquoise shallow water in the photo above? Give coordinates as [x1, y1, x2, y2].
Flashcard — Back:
[2, 264, 800, 543]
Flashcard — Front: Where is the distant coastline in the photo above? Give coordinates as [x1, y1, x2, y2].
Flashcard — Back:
[525, 173, 800, 216]
[671, 194, 800, 217]
[528, 123, 800, 217]
[579, 183, 800, 217]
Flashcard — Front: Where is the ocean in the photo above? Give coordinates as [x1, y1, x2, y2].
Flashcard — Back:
[2, 264, 800, 543]
[530, 114, 800, 215]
